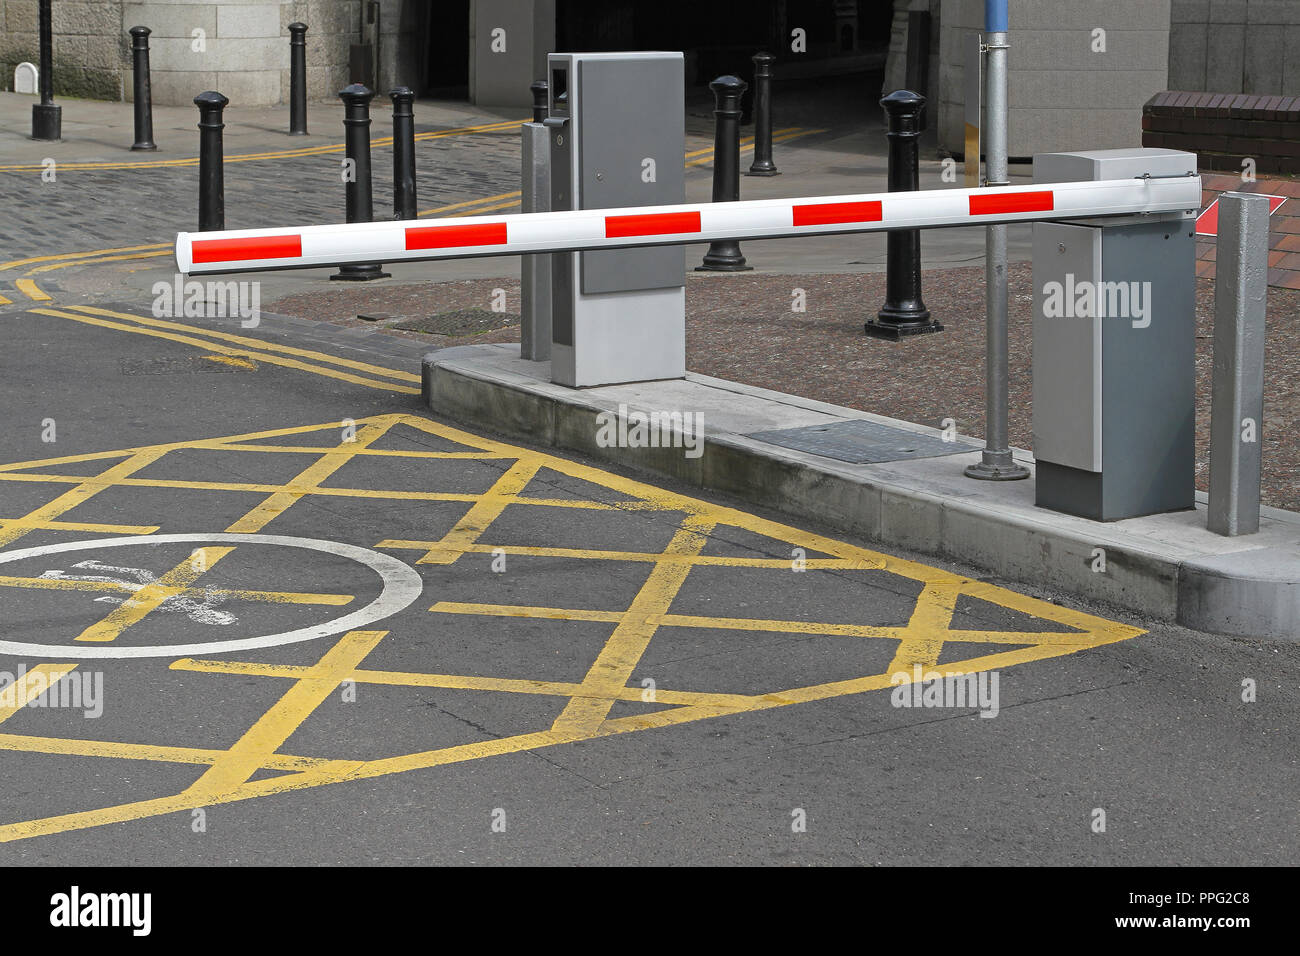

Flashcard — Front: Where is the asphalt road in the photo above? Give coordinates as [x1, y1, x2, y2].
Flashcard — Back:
[0, 297, 1295, 866]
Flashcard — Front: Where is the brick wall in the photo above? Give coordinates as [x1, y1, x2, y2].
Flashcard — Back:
[1143, 90, 1300, 173]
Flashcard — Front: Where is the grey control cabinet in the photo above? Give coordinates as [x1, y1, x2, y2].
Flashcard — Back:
[544, 52, 686, 387]
[1032, 148, 1198, 521]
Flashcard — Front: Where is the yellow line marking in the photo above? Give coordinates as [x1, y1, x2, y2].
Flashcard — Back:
[65, 305, 419, 383]
[203, 353, 257, 370]
[0, 447, 167, 549]
[0, 573, 352, 607]
[0, 732, 352, 772]
[0, 665, 77, 725]
[0, 292, 12, 305]
[171, 657, 760, 709]
[74, 546, 235, 642]
[185, 629, 386, 798]
[382, 539, 880, 569]
[31, 308, 420, 394]
[410, 459, 543, 564]
[25, 251, 169, 276]
[418, 190, 521, 218]
[14, 279, 51, 301]
[0, 119, 522, 172]
[885, 583, 962, 675]
[0, 518, 157, 534]
[551, 515, 715, 733]
[0, 242, 171, 273]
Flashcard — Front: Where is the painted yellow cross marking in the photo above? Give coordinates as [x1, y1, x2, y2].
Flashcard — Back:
[0, 413, 1145, 844]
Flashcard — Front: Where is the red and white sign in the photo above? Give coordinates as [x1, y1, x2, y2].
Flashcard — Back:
[176, 176, 1202, 275]
[1195, 194, 1286, 237]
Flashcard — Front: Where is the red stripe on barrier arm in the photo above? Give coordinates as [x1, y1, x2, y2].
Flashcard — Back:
[792, 200, 883, 227]
[405, 222, 508, 250]
[191, 234, 302, 264]
[604, 211, 702, 238]
[969, 191, 1054, 216]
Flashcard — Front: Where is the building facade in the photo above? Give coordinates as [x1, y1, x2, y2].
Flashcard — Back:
[2, 1, 1290, 159]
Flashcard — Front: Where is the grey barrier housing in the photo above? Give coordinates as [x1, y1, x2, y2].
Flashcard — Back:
[1032, 148, 1198, 521]
[543, 52, 687, 387]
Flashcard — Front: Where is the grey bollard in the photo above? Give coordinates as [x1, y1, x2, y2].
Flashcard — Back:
[1207, 192, 1269, 536]
[521, 80, 551, 361]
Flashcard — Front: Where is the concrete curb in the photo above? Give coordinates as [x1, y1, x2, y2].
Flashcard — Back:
[423, 343, 1300, 642]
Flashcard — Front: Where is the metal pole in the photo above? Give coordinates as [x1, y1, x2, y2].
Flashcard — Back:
[867, 90, 941, 340]
[194, 91, 228, 232]
[521, 80, 551, 361]
[390, 86, 417, 220]
[1208, 192, 1269, 536]
[289, 22, 308, 136]
[32, 0, 61, 141]
[697, 75, 752, 272]
[965, 0, 1028, 480]
[747, 52, 779, 176]
[333, 84, 389, 281]
[129, 27, 157, 151]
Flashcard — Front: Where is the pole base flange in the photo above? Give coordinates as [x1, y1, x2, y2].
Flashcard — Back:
[745, 167, 781, 177]
[963, 455, 1030, 481]
[864, 319, 943, 340]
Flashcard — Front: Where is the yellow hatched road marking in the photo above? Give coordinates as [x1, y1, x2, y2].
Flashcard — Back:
[0, 665, 78, 725]
[184, 629, 386, 798]
[74, 546, 236, 642]
[0, 412, 1145, 844]
[551, 516, 715, 733]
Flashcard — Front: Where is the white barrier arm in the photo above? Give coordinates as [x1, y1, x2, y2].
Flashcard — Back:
[176, 176, 1200, 275]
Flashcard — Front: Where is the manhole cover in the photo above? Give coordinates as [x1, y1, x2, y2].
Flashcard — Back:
[747, 419, 977, 464]
[392, 308, 520, 336]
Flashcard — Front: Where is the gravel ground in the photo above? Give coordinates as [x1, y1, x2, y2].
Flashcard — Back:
[268, 265, 1300, 513]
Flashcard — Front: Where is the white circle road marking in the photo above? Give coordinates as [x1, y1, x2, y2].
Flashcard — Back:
[0, 534, 424, 660]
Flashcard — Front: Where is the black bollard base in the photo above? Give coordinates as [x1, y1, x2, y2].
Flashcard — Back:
[864, 313, 944, 340]
[745, 167, 781, 177]
[131, 141, 157, 151]
[331, 263, 391, 281]
[32, 103, 61, 141]
[696, 240, 753, 272]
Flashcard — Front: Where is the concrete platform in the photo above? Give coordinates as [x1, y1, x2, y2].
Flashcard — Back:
[423, 343, 1300, 642]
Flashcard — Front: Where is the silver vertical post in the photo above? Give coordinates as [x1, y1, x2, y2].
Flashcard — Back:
[1208, 192, 1269, 536]
[521, 81, 552, 361]
[965, 7, 1027, 480]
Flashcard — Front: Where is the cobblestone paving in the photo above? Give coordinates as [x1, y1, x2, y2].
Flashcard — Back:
[0, 122, 526, 258]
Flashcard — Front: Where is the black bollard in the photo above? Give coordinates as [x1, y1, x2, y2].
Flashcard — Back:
[288, 22, 308, 135]
[747, 52, 779, 176]
[129, 27, 157, 151]
[333, 84, 389, 281]
[32, 0, 61, 141]
[866, 90, 942, 340]
[194, 91, 228, 232]
[697, 75, 752, 272]
[390, 86, 417, 220]
[529, 79, 548, 124]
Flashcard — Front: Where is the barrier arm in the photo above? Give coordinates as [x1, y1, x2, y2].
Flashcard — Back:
[176, 176, 1200, 276]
